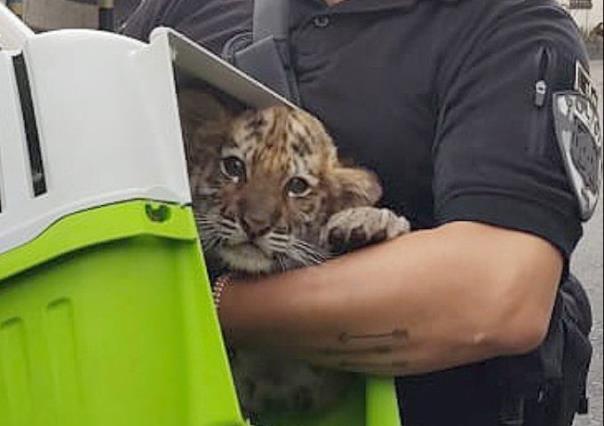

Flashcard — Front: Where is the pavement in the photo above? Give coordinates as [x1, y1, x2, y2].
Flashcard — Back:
[573, 59, 603, 426]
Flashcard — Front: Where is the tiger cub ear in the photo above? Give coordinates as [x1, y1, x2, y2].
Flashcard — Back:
[177, 89, 232, 139]
[329, 166, 383, 210]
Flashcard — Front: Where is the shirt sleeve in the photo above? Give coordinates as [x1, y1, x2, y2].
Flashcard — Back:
[433, 4, 589, 258]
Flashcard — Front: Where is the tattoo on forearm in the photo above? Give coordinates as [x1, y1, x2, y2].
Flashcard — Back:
[338, 328, 409, 344]
[311, 328, 411, 372]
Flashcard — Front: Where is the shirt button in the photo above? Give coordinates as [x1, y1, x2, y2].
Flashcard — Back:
[313, 16, 330, 28]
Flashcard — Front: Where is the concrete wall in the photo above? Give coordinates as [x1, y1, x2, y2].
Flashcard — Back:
[6, 0, 140, 31]
[22, 0, 97, 30]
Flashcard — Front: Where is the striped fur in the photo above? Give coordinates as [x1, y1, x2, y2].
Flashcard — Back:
[179, 89, 385, 418]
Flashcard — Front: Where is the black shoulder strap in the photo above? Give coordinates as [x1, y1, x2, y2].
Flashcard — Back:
[222, 0, 299, 103]
[252, 0, 289, 43]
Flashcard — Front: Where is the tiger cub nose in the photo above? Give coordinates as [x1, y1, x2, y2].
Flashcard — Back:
[240, 213, 272, 239]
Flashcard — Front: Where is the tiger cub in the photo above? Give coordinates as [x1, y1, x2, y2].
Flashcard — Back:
[179, 89, 409, 418]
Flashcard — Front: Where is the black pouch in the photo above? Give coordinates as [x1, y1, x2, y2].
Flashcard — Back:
[542, 275, 593, 426]
[496, 274, 593, 426]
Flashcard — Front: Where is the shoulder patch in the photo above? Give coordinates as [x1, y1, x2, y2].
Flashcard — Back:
[575, 61, 599, 108]
[552, 90, 602, 221]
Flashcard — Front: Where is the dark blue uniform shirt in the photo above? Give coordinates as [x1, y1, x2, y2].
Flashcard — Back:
[123, 1, 589, 425]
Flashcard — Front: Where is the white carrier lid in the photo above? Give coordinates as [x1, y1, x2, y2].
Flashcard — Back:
[0, 26, 288, 255]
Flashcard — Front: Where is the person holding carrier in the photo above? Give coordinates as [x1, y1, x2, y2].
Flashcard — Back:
[123, 1, 601, 425]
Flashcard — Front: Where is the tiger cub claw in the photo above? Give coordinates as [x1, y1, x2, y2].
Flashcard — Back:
[322, 207, 410, 255]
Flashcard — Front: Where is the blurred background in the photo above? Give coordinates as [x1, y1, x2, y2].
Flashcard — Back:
[0, 0, 139, 32]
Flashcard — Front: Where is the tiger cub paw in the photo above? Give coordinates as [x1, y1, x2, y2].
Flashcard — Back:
[322, 207, 410, 255]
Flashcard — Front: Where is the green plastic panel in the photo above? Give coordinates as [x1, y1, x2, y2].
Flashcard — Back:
[0, 201, 401, 426]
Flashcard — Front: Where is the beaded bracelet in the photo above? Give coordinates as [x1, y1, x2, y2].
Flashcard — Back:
[213, 274, 232, 311]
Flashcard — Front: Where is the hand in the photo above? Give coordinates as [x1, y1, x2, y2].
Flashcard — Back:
[321, 207, 410, 255]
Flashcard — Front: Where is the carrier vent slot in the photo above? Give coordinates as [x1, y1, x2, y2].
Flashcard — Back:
[12, 53, 47, 197]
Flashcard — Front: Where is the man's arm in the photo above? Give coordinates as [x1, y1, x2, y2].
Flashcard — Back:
[219, 221, 562, 376]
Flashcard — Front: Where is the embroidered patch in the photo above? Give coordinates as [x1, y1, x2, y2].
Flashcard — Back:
[552, 91, 602, 221]
[574, 61, 599, 108]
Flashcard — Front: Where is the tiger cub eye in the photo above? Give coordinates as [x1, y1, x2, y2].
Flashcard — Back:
[221, 156, 246, 182]
[287, 177, 311, 197]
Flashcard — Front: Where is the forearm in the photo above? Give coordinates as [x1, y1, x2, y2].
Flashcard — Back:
[219, 222, 562, 376]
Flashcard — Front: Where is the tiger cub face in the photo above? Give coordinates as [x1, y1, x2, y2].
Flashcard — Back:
[179, 90, 381, 274]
